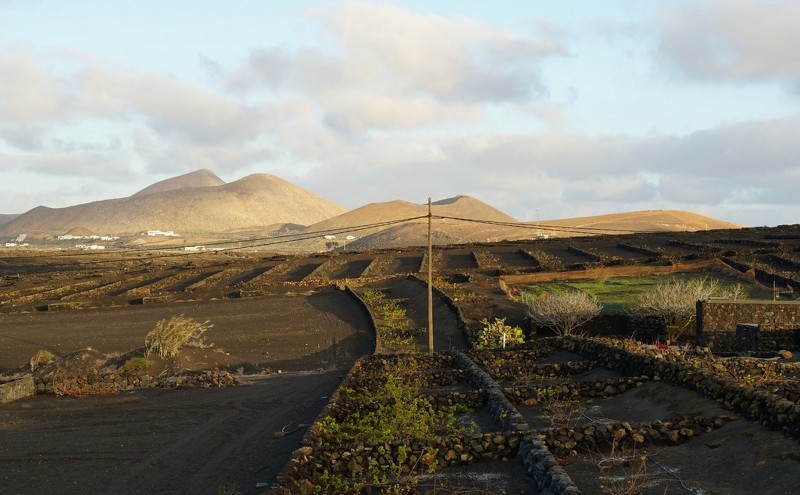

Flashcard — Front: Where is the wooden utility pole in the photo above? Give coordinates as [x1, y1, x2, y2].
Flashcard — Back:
[427, 197, 434, 355]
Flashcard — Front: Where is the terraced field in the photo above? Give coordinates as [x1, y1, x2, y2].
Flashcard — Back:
[2, 225, 799, 314]
[1, 224, 800, 494]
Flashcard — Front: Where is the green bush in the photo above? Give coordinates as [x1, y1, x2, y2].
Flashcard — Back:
[122, 356, 149, 373]
[144, 315, 212, 359]
[476, 317, 525, 349]
[315, 361, 464, 445]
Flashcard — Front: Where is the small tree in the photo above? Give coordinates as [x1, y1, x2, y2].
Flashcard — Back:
[145, 315, 212, 359]
[476, 317, 525, 349]
[627, 276, 745, 342]
[527, 290, 602, 337]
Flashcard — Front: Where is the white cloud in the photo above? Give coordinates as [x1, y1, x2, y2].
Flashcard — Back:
[0, 149, 134, 179]
[657, 0, 800, 91]
[226, 0, 567, 132]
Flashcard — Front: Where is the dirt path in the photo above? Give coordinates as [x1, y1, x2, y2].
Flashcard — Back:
[0, 288, 375, 494]
[0, 371, 344, 495]
[374, 277, 469, 352]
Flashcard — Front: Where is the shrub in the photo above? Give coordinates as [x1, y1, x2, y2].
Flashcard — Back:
[122, 356, 149, 373]
[476, 317, 525, 349]
[627, 276, 745, 342]
[527, 290, 602, 337]
[315, 361, 464, 445]
[30, 349, 57, 371]
[145, 315, 212, 359]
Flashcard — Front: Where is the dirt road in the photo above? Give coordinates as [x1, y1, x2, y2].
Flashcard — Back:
[0, 371, 343, 494]
[0, 288, 376, 494]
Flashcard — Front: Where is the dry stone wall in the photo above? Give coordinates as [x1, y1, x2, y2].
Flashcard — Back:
[0, 376, 35, 403]
[698, 299, 800, 351]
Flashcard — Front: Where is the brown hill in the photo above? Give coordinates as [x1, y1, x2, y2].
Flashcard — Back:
[344, 209, 742, 250]
[307, 195, 516, 232]
[131, 169, 226, 197]
[299, 195, 519, 250]
[63, 226, 95, 237]
[0, 173, 346, 236]
[534, 210, 742, 234]
[0, 214, 19, 230]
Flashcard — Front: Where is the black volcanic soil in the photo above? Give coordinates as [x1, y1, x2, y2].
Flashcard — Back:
[0, 289, 374, 372]
[0, 291, 377, 495]
[0, 372, 344, 495]
[2, 225, 800, 494]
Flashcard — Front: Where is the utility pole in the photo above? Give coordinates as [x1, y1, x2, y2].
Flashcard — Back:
[427, 197, 434, 355]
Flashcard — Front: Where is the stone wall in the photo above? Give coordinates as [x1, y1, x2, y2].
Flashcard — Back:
[272, 351, 583, 495]
[561, 337, 800, 436]
[499, 258, 746, 286]
[697, 299, 800, 351]
[0, 376, 35, 403]
[34, 368, 236, 396]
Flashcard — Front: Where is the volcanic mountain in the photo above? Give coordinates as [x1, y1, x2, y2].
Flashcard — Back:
[302, 195, 522, 250]
[313, 203, 743, 250]
[534, 210, 742, 234]
[131, 169, 226, 197]
[0, 172, 347, 237]
[0, 170, 743, 250]
[0, 214, 19, 229]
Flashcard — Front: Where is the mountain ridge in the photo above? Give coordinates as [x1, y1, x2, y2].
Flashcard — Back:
[0, 170, 743, 251]
[0, 172, 346, 237]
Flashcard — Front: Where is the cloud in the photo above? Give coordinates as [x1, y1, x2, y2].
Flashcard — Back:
[133, 128, 275, 175]
[0, 44, 272, 155]
[563, 177, 659, 203]
[296, 114, 800, 224]
[77, 68, 270, 145]
[656, 0, 800, 91]
[0, 46, 72, 149]
[226, 0, 567, 132]
[0, 149, 135, 180]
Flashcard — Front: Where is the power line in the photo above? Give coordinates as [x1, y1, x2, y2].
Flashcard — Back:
[3, 215, 429, 265]
[431, 214, 646, 235]
[4, 211, 654, 265]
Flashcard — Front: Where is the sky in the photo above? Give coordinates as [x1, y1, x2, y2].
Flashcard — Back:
[1, 0, 798, 227]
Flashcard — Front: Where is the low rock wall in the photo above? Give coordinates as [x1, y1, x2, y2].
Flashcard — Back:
[0, 376, 35, 403]
[562, 337, 800, 437]
[698, 299, 800, 351]
[34, 369, 236, 396]
[272, 351, 581, 494]
[343, 285, 380, 351]
[450, 350, 583, 495]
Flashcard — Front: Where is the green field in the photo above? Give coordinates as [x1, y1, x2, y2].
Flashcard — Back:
[516, 272, 773, 314]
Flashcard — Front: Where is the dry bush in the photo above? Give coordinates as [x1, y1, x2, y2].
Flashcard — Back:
[145, 315, 212, 359]
[29, 349, 57, 371]
[597, 440, 652, 495]
[526, 290, 602, 337]
[627, 276, 745, 342]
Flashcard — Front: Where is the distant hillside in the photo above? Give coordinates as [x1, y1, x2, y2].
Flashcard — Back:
[0, 214, 20, 230]
[0, 173, 346, 236]
[132, 169, 225, 197]
[301, 195, 519, 250]
[344, 208, 743, 250]
[0, 168, 743, 252]
[308, 195, 516, 231]
[535, 210, 742, 234]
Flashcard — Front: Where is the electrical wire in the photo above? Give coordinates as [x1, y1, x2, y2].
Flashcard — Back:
[4, 209, 654, 265]
[2, 215, 429, 265]
[432, 214, 646, 235]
